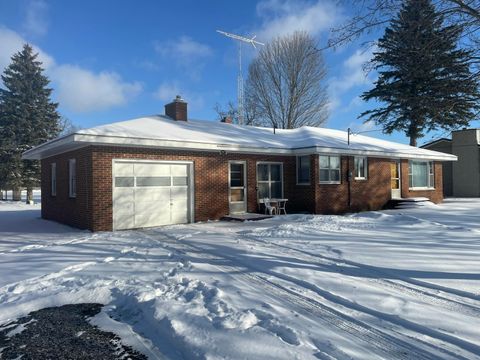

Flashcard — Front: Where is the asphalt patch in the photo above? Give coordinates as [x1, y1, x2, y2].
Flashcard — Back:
[0, 303, 147, 360]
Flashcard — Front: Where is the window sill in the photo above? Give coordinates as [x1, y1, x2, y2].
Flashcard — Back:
[354, 177, 367, 181]
[409, 187, 435, 191]
[296, 182, 311, 186]
[319, 181, 341, 185]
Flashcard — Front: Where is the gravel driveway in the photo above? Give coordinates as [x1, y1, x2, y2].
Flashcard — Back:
[0, 303, 147, 360]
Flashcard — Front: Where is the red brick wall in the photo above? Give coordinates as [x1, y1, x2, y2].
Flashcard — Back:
[400, 160, 443, 203]
[40, 147, 93, 230]
[40, 146, 444, 231]
[314, 156, 392, 214]
[90, 147, 305, 231]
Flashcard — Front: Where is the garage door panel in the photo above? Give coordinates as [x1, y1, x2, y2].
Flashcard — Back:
[115, 209, 135, 230]
[113, 188, 135, 230]
[170, 186, 188, 199]
[135, 211, 170, 228]
[135, 187, 170, 202]
[172, 199, 188, 224]
[171, 212, 188, 224]
[134, 163, 170, 176]
[171, 165, 187, 176]
[114, 163, 134, 176]
[135, 201, 170, 215]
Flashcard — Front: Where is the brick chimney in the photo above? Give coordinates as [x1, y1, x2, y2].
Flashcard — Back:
[221, 116, 232, 124]
[165, 95, 187, 121]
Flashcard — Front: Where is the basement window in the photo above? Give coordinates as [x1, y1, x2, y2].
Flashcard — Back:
[69, 159, 76, 198]
[409, 161, 434, 189]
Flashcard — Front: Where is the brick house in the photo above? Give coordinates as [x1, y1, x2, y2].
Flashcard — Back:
[23, 96, 456, 231]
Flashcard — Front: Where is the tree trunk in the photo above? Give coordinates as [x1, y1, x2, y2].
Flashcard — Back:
[26, 187, 33, 204]
[409, 137, 417, 147]
[0, 190, 3, 201]
[12, 188, 21, 201]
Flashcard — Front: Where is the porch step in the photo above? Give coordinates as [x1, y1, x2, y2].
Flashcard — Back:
[221, 213, 273, 222]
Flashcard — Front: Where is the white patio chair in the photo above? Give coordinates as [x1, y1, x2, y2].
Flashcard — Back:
[263, 198, 276, 215]
[277, 200, 287, 215]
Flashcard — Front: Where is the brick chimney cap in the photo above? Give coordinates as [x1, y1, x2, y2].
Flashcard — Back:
[174, 95, 186, 103]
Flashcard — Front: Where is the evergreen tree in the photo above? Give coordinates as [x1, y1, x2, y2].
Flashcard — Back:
[0, 44, 60, 202]
[360, 0, 479, 146]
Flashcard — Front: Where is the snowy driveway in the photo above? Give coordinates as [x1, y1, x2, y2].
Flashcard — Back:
[0, 199, 479, 359]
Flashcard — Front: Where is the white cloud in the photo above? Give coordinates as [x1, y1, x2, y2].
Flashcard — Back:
[0, 26, 141, 113]
[255, 0, 342, 41]
[154, 81, 204, 111]
[23, 0, 49, 37]
[0, 27, 54, 73]
[155, 36, 212, 59]
[347, 117, 376, 135]
[328, 47, 376, 111]
[52, 65, 142, 113]
[154, 36, 213, 80]
[154, 81, 181, 102]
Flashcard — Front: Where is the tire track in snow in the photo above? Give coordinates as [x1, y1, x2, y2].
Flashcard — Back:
[0, 234, 96, 255]
[238, 232, 480, 318]
[184, 239, 478, 360]
[139, 230, 464, 360]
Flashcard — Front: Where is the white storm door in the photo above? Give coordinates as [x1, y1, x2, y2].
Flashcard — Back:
[229, 161, 247, 214]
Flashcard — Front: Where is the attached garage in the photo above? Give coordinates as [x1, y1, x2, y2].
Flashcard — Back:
[112, 160, 194, 230]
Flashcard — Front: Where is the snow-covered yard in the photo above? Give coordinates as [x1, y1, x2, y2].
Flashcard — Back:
[0, 199, 479, 359]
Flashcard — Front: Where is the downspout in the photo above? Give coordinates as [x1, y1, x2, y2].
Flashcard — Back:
[347, 156, 352, 209]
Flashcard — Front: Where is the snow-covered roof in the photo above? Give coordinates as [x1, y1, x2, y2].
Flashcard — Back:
[22, 115, 457, 161]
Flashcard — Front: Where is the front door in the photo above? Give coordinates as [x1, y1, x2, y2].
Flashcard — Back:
[229, 161, 247, 214]
[391, 160, 401, 199]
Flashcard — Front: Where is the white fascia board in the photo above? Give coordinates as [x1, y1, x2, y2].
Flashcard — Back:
[22, 133, 458, 161]
[306, 146, 457, 161]
[22, 134, 76, 160]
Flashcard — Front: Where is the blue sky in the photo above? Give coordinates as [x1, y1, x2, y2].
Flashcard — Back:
[0, 0, 474, 145]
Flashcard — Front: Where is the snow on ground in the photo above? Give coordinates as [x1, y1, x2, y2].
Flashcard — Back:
[0, 198, 479, 359]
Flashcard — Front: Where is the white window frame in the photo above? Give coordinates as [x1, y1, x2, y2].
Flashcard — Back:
[51, 163, 56, 196]
[296, 155, 311, 185]
[354, 156, 368, 180]
[69, 159, 76, 198]
[319, 155, 341, 184]
[408, 160, 435, 190]
[256, 162, 284, 199]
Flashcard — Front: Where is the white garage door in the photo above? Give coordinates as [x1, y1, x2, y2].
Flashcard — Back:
[113, 161, 192, 230]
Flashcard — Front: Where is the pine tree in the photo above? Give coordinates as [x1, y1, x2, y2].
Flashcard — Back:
[0, 44, 60, 202]
[360, 0, 479, 146]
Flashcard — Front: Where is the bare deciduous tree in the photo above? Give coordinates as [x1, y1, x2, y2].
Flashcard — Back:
[245, 31, 329, 129]
[213, 101, 260, 126]
[59, 116, 81, 136]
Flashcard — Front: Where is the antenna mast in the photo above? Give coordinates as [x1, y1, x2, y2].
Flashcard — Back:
[216, 30, 264, 125]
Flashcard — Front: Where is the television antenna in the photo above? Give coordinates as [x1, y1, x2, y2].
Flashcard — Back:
[217, 30, 264, 125]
